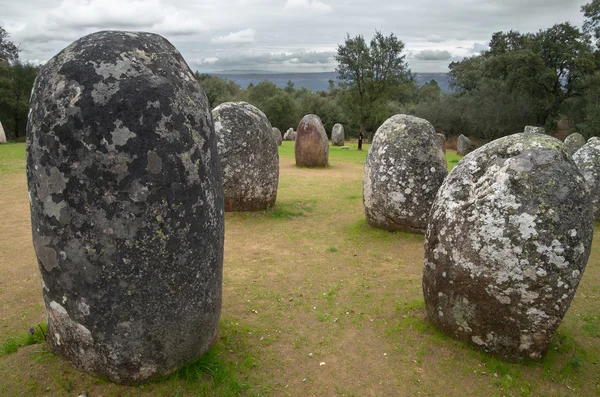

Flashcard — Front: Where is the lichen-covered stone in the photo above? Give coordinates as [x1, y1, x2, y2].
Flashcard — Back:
[295, 114, 329, 167]
[573, 137, 600, 220]
[332, 123, 344, 146]
[457, 134, 470, 156]
[423, 133, 593, 361]
[272, 127, 282, 146]
[436, 133, 446, 153]
[0, 121, 6, 143]
[212, 101, 279, 211]
[363, 114, 447, 233]
[26, 31, 224, 384]
[524, 125, 546, 134]
[564, 133, 585, 156]
[284, 128, 294, 141]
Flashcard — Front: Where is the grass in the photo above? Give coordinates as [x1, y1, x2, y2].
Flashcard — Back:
[1, 140, 599, 396]
[0, 324, 46, 356]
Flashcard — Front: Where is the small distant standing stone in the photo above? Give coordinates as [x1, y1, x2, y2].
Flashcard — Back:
[213, 102, 279, 211]
[363, 114, 448, 233]
[436, 133, 446, 153]
[284, 128, 294, 141]
[331, 123, 345, 146]
[564, 132, 585, 156]
[26, 31, 224, 384]
[340, 146, 349, 150]
[272, 127, 282, 146]
[295, 114, 329, 167]
[524, 125, 546, 134]
[573, 137, 600, 220]
[457, 134, 470, 156]
[0, 121, 6, 144]
[424, 133, 593, 361]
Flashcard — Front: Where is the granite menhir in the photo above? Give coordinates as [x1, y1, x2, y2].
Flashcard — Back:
[26, 31, 224, 384]
[363, 114, 447, 233]
[295, 114, 329, 167]
[573, 137, 600, 220]
[423, 133, 593, 361]
[272, 127, 282, 146]
[331, 123, 345, 146]
[212, 101, 279, 211]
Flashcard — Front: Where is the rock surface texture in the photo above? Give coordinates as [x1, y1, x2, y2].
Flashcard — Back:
[363, 114, 447, 233]
[212, 101, 279, 211]
[26, 31, 224, 384]
[573, 137, 600, 220]
[295, 114, 329, 167]
[331, 123, 344, 146]
[284, 128, 294, 141]
[436, 133, 446, 153]
[272, 127, 282, 146]
[457, 134, 470, 156]
[524, 125, 546, 134]
[0, 121, 6, 143]
[564, 133, 585, 156]
[423, 133, 593, 361]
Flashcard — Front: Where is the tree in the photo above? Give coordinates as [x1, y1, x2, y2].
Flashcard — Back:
[0, 27, 19, 65]
[194, 73, 241, 108]
[335, 31, 413, 139]
[0, 62, 38, 139]
[582, 0, 600, 47]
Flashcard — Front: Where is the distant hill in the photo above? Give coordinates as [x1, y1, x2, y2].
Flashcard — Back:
[211, 71, 454, 93]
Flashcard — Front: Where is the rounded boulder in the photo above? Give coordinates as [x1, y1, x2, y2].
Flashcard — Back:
[573, 137, 600, 220]
[295, 114, 329, 167]
[457, 134, 470, 156]
[363, 114, 447, 233]
[213, 101, 279, 211]
[26, 31, 224, 383]
[423, 133, 593, 361]
[564, 132, 585, 156]
[331, 123, 345, 146]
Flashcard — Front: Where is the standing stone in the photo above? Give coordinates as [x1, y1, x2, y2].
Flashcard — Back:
[295, 114, 329, 167]
[457, 134, 470, 156]
[436, 133, 446, 153]
[423, 133, 593, 361]
[284, 128, 294, 141]
[290, 129, 297, 141]
[564, 133, 585, 156]
[26, 31, 224, 384]
[0, 121, 6, 143]
[212, 102, 279, 211]
[524, 125, 546, 134]
[573, 137, 600, 220]
[331, 123, 344, 146]
[272, 127, 282, 146]
[363, 114, 447, 233]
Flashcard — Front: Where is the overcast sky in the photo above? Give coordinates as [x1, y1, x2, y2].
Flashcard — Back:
[0, 0, 589, 73]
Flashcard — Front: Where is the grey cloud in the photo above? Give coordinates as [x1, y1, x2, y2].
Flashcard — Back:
[190, 50, 336, 72]
[470, 42, 489, 53]
[414, 50, 452, 61]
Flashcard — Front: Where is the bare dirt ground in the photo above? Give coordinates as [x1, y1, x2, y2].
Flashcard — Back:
[0, 142, 599, 396]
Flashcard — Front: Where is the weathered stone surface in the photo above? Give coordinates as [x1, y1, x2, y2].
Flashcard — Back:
[295, 114, 329, 167]
[423, 133, 593, 361]
[290, 130, 297, 141]
[331, 123, 344, 146]
[457, 134, 470, 156]
[573, 137, 600, 220]
[564, 133, 585, 156]
[0, 121, 6, 143]
[26, 31, 224, 384]
[283, 128, 294, 141]
[363, 114, 447, 233]
[272, 127, 282, 146]
[524, 125, 546, 134]
[436, 133, 446, 153]
[212, 101, 279, 211]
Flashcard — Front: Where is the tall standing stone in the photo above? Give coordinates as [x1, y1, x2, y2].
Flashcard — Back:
[436, 133, 446, 153]
[284, 128, 294, 141]
[26, 31, 224, 384]
[564, 133, 585, 156]
[212, 101, 279, 211]
[457, 134, 470, 156]
[363, 114, 447, 233]
[424, 133, 593, 361]
[331, 123, 344, 146]
[272, 127, 282, 146]
[0, 121, 6, 143]
[573, 137, 600, 220]
[295, 114, 329, 167]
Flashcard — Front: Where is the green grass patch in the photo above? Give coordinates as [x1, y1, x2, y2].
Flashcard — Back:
[582, 314, 600, 337]
[326, 247, 338, 253]
[445, 151, 463, 171]
[0, 324, 47, 356]
[0, 142, 26, 175]
[267, 199, 316, 219]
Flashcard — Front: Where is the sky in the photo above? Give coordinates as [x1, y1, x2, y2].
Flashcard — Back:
[0, 0, 590, 74]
